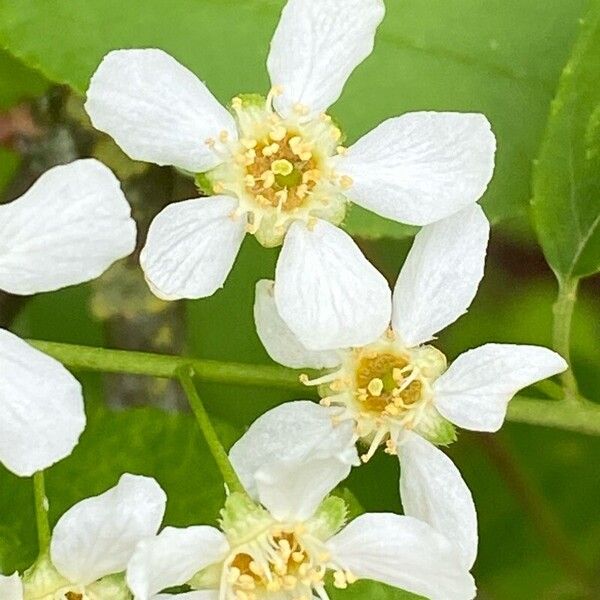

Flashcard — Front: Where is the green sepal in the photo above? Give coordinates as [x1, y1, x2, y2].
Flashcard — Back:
[418, 416, 458, 447]
[195, 171, 215, 196]
[219, 492, 272, 547]
[308, 495, 348, 541]
[231, 93, 266, 110]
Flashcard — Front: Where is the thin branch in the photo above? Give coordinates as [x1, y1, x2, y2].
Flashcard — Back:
[33, 471, 51, 556]
[27, 339, 600, 436]
[552, 278, 581, 402]
[176, 366, 249, 498]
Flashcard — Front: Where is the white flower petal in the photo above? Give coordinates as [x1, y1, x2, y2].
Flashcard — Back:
[274, 220, 391, 351]
[127, 526, 227, 600]
[0, 573, 22, 600]
[391, 205, 489, 347]
[140, 196, 246, 300]
[254, 279, 341, 369]
[333, 112, 496, 226]
[328, 514, 476, 600]
[434, 344, 568, 432]
[398, 432, 477, 569]
[0, 329, 85, 477]
[229, 401, 358, 521]
[268, 0, 385, 119]
[85, 49, 236, 172]
[0, 159, 136, 296]
[51, 474, 166, 585]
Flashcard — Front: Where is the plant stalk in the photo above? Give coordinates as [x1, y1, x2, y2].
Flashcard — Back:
[33, 471, 51, 556]
[27, 339, 600, 436]
[176, 366, 249, 498]
[552, 278, 580, 402]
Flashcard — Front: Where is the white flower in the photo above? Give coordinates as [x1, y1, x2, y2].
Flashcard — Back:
[1, 474, 166, 599]
[127, 420, 476, 600]
[252, 204, 568, 568]
[84, 0, 495, 349]
[0, 159, 137, 476]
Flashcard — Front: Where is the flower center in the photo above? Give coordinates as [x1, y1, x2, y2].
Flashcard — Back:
[226, 526, 328, 599]
[355, 352, 423, 416]
[241, 130, 322, 214]
[302, 332, 452, 461]
[200, 91, 350, 248]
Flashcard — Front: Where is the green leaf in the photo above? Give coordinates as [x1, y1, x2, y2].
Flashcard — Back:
[0, 0, 587, 238]
[532, 3, 600, 280]
[0, 49, 47, 110]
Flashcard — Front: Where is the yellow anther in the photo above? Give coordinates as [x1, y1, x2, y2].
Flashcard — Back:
[367, 378, 384, 397]
[331, 127, 342, 141]
[231, 96, 243, 110]
[212, 182, 224, 193]
[241, 138, 258, 149]
[293, 102, 310, 116]
[302, 169, 321, 184]
[296, 184, 308, 199]
[272, 159, 294, 176]
[261, 170, 275, 189]
[333, 571, 348, 589]
[336, 145, 348, 155]
[340, 175, 354, 190]
[244, 175, 256, 188]
[392, 367, 404, 383]
[292, 551, 305, 563]
[270, 84, 284, 97]
[345, 571, 358, 584]
[262, 143, 280, 157]
[269, 126, 287, 142]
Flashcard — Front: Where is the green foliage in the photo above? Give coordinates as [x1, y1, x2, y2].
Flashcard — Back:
[532, 1, 600, 281]
[0, 49, 47, 110]
[0, 0, 587, 238]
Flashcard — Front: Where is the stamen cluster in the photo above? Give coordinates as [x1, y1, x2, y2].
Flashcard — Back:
[226, 525, 328, 599]
[303, 332, 450, 461]
[201, 91, 350, 247]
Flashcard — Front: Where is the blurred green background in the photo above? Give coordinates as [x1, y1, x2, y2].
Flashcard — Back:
[0, 1, 599, 598]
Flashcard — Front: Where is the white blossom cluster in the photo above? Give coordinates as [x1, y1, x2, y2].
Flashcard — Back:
[0, 1, 567, 599]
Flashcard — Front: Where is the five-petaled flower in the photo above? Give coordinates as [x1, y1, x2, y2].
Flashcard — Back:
[0, 474, 166, 600]
[84, 0, 496, 350]
[252, 204, 568, 566]
[126, 414, 476, 600]
[0, 159, 136, 476]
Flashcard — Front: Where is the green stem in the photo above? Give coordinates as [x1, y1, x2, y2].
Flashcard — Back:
[28, 339, 303, 389]
[507, 397, 600, 435]
[27, 339, 600, 436]
[176, 366, 249, 497]
[33, 471, 51, 555]
[552, 278, 580, 402]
